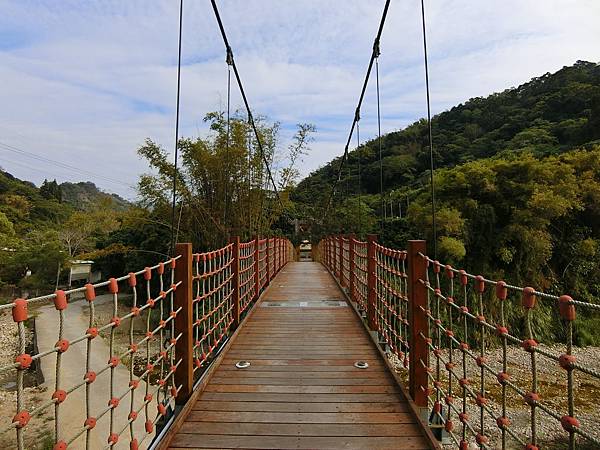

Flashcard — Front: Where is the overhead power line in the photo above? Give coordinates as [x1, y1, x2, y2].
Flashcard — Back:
[324, 0, 391, 216]
[209, 0, 284, 211]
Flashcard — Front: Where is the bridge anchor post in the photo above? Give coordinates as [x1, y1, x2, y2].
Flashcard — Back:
[407, 239, 429, 422]
[174, 242, 194, 403]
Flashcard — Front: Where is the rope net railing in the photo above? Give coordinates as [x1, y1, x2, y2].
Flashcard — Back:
[419, 254, 600, 450]
[319, 234, 600, 450]
[0, 236, 293, 450]
[239, 240, 257, 314]
[0, 258, 182, 450]
[257, 238, 268, 291]
[374, 243, 409, 369]
[353, 239, 369, 312]
[192, 245, 234, 373]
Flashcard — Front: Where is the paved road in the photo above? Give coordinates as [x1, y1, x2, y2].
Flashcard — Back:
[37, 294, 157, 449]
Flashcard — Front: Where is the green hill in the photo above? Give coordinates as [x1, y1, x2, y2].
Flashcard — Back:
[293, 60, 600, 206]
[59, 181, 130, 211]
[291, 61, 600, 343]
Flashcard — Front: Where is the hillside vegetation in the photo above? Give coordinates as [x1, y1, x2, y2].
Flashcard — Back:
[292, 61, 600, 343]
[294, 60, 600, 206]
[0, 172, 124, 296]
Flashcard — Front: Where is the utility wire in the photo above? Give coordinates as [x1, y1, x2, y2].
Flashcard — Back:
[324, 0, 391, 216]
[0, 141, 133, 188]
[420, 0, 437, 258]
[170, 0, 184, 256]
[210, 0, 284, 213]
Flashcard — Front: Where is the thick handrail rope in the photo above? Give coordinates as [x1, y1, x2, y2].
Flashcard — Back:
[170, 0, 184, 256]
[210, 0, 284, 211]
[420, 0, 438, 258]
[324, 0, 391, 216]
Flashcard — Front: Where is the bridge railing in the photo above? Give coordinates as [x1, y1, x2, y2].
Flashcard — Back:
[0, 236, 292, 450]
[320, 235, 600, 450]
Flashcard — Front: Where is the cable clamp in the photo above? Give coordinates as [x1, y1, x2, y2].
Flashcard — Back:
[373, 38, 381, 57]
[355, 108, 361, 122]
[226, 46, 234, 66]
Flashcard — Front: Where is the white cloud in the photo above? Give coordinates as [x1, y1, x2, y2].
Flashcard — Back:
[0, 0, 598, 198]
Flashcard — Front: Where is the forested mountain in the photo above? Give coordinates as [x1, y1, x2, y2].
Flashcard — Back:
[0, 171, 125, 296]
[292, 61, 600, 343]
[293, 60, 600, 205]
[60, 181, 130, 210]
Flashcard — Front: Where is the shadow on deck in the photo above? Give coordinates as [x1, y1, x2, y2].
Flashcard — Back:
[160, 262, 436, 450]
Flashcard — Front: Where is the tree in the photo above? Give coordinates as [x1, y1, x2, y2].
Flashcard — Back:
[58, 200, 120, 257]
[136, 111, 314, 249]
[40, 179, 62, 202]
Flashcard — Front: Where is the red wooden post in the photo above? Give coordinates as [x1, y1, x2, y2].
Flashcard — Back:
[279, 239, 283, 271]
[254, 236, 260, 299]
[174, 242, 193, 403]
[367, 234, 377, 330]
[230, 236, 240, 329]
[408, 240, 429, 410]
[348, 234, 355, 301]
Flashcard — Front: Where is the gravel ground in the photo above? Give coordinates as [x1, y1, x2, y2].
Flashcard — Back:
[0, 311, 53, 450]
[389, 344, 600, 449]
[0, 296, 163, 450]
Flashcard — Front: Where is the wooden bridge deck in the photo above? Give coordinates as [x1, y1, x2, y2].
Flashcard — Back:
[164, 262, 435, 450]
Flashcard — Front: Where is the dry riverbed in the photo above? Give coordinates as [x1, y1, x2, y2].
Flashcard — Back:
[390, 344, 600, 449]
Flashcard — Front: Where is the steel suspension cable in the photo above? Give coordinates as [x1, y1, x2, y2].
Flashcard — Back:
[420, 0, 438, 258]
[170, 0, 184, 256]
[357, 120, 362, 235]
[324, 0, 391, 216]
[375, 53, 384, 231]
[224, 52, 232, 225]
[210, 0, 284, 213]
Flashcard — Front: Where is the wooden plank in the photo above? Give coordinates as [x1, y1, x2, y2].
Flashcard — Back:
[192, 401, 409, 413]
[178, 422, 423, 436]
[215, 365, 388, 373]
[211, 370, 388, 378]
[203, 384, 399, 394]
[220, 359, 385, 367]
[198, 392, 406, 403]
[209, 377, 394, 386]
[168, 435, 430, 449]
[163, 262, 435, 450]
[184, 411, 415, 424]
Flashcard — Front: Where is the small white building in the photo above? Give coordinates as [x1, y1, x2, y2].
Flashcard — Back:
[69, 260, 101, 286]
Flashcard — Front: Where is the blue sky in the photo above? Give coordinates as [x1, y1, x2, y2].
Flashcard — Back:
[0, 0, 599, 199]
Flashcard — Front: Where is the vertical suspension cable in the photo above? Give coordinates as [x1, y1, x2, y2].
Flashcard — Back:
[224, 50, 233, 226]
[375, 53, 384, 233]
[357, 120, 362, 236]
[170, 0, 184, 256]
[247, 118, 252, 236]
[420, 0, 438, 258]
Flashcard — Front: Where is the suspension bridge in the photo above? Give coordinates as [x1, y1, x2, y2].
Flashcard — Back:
[1, 0, 599, 449]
